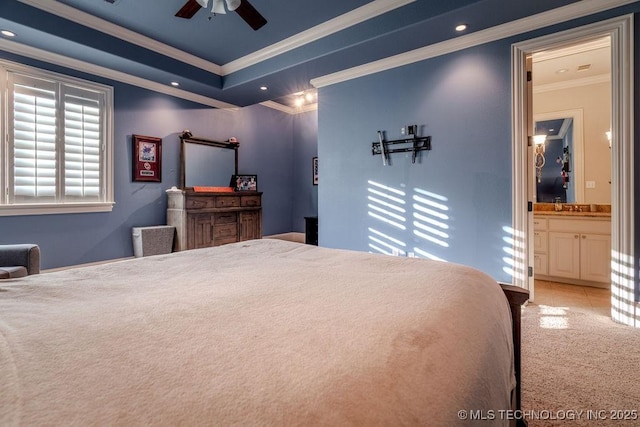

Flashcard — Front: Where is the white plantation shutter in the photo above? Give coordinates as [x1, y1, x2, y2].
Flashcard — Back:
[11, 76, 58, 201]
[2, 63, 113, 214]
[64, 91, 102, 200]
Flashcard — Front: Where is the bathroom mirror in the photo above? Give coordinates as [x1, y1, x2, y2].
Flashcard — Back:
[179, 131, 238, 189]
[534, 110, 611, 205]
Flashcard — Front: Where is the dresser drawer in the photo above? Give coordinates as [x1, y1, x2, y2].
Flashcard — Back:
[214, 236, 238, 246]
[215, 196, 240, 208]
[241, 195, 261, 207]
[214, 212, 237, 224]
[186, 197, 215, 209]
[214, 223, 238, 238]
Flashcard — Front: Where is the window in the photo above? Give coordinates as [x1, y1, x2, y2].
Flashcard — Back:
[1, 60, 114, 215]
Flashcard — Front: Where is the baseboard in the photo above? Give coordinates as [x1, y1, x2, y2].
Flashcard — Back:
[264, 232, 305, 244]
[43, 256, 135, 273]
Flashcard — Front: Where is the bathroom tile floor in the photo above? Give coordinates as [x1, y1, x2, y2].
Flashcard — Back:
[533, 279, 611, 317]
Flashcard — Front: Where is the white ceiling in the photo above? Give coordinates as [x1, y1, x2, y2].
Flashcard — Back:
[532, 36, 611, 89]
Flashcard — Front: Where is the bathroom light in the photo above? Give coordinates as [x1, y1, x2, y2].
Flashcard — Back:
[533, 134, 547, 146]
[533, 134, 546, 183]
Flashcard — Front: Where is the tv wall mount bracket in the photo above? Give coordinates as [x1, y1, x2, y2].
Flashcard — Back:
[371, 130, 431, 165]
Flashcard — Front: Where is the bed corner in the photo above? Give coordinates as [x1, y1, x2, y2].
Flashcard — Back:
[498, 282, 529, 427]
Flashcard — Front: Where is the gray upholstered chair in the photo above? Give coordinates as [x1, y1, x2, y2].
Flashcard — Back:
[0, 244, 40, 279]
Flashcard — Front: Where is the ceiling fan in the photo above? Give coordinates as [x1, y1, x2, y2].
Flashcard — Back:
[175, 0, 267, 31]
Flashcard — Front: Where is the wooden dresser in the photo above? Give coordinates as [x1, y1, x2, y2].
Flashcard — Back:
[167, 189, 262, 251]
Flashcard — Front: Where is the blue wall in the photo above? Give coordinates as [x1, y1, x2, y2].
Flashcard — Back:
[0, 59, 306, 269]
[318, 42, 513, 281]
[317, 5, 640, 282]
[292, 110, 319, 232]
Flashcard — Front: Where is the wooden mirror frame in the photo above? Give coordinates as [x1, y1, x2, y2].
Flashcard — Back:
[179, 130, 239, 189]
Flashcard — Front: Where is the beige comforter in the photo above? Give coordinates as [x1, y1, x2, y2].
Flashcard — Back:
[0, 239, 514, 426]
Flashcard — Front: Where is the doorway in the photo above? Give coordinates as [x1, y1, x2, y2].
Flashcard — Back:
[511, 16, 635, 325]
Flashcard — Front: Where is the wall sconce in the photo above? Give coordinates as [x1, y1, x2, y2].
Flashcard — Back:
[606, 130, 612, 148]
[533, 134, 546, 183]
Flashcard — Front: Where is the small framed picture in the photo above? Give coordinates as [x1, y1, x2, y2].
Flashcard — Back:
[313, 156, 318, 185]
[231, 174, 258, 191]
[132, 134, 162, 182]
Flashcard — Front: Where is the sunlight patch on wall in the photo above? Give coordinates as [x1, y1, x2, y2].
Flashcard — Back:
[502, 225, 527, 281]
[413, 247, 447, 262]
[367, 181, 407, 255]
[611, 249, 638, 327]
[412, 187, 450, 254]
[368, 227, 406, 256]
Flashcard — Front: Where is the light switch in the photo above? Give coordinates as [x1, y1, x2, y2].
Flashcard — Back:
[586, 181, 596, 188]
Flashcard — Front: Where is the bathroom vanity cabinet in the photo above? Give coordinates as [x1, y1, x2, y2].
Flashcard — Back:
[534, 215, 611, 287]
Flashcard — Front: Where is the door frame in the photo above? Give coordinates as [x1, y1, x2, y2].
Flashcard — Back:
[511, 15, 635, 324]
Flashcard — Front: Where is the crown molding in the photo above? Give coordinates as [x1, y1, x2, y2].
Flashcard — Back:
[311, 0, 637, 88]
[532, 36, 610, 62]
[0, 38, 238, 109]
[18, 0, 414, 78]
[534, 73, 611, 94]
[222, 0, 415, 74]
[260, 100, 318, 115]
[17, 0, 223, 75]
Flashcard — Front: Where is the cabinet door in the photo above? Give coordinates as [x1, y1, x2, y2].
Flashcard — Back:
[239, 211, 262, 241]
[580, 233, 611, 283]
[533, 253, 548, 276]
[533, 231, 548, 253]
[548, 231, 580, 279]
[188, 213, 215, 249]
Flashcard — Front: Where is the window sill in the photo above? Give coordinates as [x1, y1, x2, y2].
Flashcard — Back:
[0, 202, 115, 217]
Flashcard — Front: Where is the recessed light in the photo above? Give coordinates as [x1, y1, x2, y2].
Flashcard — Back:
[1, 30, 16, 37]
[556, 68, 569, 74]
[170, 81, 179, 87]
[260, 86, 268, 91]
[455, 24, 467, 32]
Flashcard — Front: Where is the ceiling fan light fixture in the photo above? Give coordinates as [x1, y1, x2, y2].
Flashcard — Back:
[212, 0, 226, 14]
[195, 0, 209, 8]
[225, 0, 241, 11]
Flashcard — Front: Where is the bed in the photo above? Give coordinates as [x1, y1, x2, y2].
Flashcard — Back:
[0, 239, 527, 426]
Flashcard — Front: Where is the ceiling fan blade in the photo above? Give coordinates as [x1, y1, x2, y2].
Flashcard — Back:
[175, 0, 202, 19]
[235, 0, 267, 31]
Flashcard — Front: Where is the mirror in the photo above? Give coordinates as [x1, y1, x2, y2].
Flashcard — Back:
[179, 131, 238, 189]
[534, 116, 577, 203]
[533, 108, 611, 204]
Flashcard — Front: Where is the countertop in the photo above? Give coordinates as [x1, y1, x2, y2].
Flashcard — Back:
[534, 211, 611, 218]
[533, 203, 611, 218]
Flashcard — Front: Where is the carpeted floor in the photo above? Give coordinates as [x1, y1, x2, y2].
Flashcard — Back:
[521, 280, 640, 426]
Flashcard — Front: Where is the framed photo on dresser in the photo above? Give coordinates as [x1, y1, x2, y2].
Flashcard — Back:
[231, 174, 258, 191]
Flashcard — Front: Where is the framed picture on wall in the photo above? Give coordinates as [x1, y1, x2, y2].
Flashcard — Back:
[231, 174, 258, 191]
[132, 134, 162, 182]
[313, 157, 318, 185]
